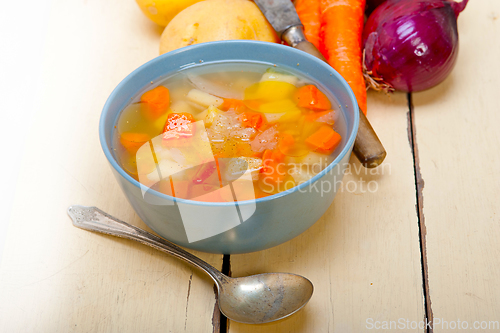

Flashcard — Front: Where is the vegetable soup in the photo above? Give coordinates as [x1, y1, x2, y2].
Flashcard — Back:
[113, 63, 346, 202]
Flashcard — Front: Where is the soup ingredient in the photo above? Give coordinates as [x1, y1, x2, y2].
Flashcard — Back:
[159, 0, 279, 54]
[197, 106, 221, 126]
[141, 86, 170, 120]
[115, 65, 344, 201]
[120, 132, 151, 153]
[187, 89, 223, 108]
[135, 0, 203, 26]
[240, 111, 266, 130]
[260, 149, 286, 184]
[260, 68, 299, 86]
[251, 125, 279, 153]
[294, 85, 332, 111]
[305, 110, 337, 124]
[224, 157, 263, 181]
[220, 99, 247, 112]
[294, 0, 322, 50]
[363, 0, 468, 92]
[162, 113, 195, 140]
[244, 81, 297, 103]
[320, 0, 367, 114]
[278, 133, 297, 156]
[305, 125, 342, 153]
[188, 74, 244, 100]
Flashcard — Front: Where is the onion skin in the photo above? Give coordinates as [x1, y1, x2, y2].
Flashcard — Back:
[365, 0, 387, 16]
[363, 0, 468, 92]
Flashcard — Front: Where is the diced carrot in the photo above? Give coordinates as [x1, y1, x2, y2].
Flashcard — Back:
[220, 98, 247, 112]
[261, 149, 273, 170]
[261, 149, 286, 183]
[243, 99, 264, 111]
[294, 85, 332, 111]
[162, 113, 195, 141]
[119, 132, 150, 153]
[239, 111, 266, 130]
[278, 133, 295, 155]
[305, 125, 342, 153]
[141, 86, 170, 119]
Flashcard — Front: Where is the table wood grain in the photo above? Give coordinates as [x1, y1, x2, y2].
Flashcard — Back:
[0, 1, 221, 332]
[1, 0, 499, 332]
[412, 1, 500, 332]
[227, 92, 425, 333]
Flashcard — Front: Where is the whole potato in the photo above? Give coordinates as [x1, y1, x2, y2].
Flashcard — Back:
[160, 0, 279, 54]
[135, 0, 204, 27]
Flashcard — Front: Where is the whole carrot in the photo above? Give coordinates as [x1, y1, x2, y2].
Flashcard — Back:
[320, 0, 367, 114]
[295, 0, 322, 50]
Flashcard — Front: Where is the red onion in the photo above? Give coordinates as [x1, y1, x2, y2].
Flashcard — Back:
[365, 0, 387, 16]
[363, 0, 468, 92]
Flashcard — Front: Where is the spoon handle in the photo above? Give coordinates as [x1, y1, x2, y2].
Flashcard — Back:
[67, 205, 227, 285]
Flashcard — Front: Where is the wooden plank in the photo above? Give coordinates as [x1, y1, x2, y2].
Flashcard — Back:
[228, 92, 426, 332]
[412, 1, 500, 331]
[0, 0, 222, 332]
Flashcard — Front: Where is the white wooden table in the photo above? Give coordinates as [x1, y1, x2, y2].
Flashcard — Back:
[0, 1, 498, 332]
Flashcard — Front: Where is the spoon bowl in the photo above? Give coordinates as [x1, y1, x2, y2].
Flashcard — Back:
[219, 273, 313, 324]
[67, 205, 314, 324]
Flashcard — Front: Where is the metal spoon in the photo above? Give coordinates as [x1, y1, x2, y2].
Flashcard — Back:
[67, 205, 313, 324]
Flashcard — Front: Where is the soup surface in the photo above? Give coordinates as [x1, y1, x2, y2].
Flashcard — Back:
[113, 63, 346, 202]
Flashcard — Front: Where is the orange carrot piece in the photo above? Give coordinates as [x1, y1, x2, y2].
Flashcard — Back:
[162, 112, 195, 141]
[295, 0, 322, 50]
[294, 85, 332, 111]
[220, 98, 247, 112]
[261, 149, 274, 170]
[320, 0, 367, 114]
[239, 111, 266, 130]
[140, 86, 170, 119]
[119, 132, 150, 152]
[305, 125, 342, 153]
[278, 133, 295, 155]
[261, 149, 286, 183]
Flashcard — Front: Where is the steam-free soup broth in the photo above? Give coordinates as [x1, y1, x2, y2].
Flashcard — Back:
[113, 63, 346, 202]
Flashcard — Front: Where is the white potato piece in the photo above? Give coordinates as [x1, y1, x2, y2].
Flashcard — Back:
[224, 157, 263, 181]
[288, 152, 332, 172]
[195, 105, 221, 126]
[288, 165, 316, 184]
[260, 70, 298, 85]
[262, 112, 286, 123]
[186, 89, 223, 108]
[170, 100, 199, 115]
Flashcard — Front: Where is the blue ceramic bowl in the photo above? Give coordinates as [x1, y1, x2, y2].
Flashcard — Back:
[100, 41, 359, 254]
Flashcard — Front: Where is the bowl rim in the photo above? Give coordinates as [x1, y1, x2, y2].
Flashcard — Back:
[99, 40, 359, 207]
